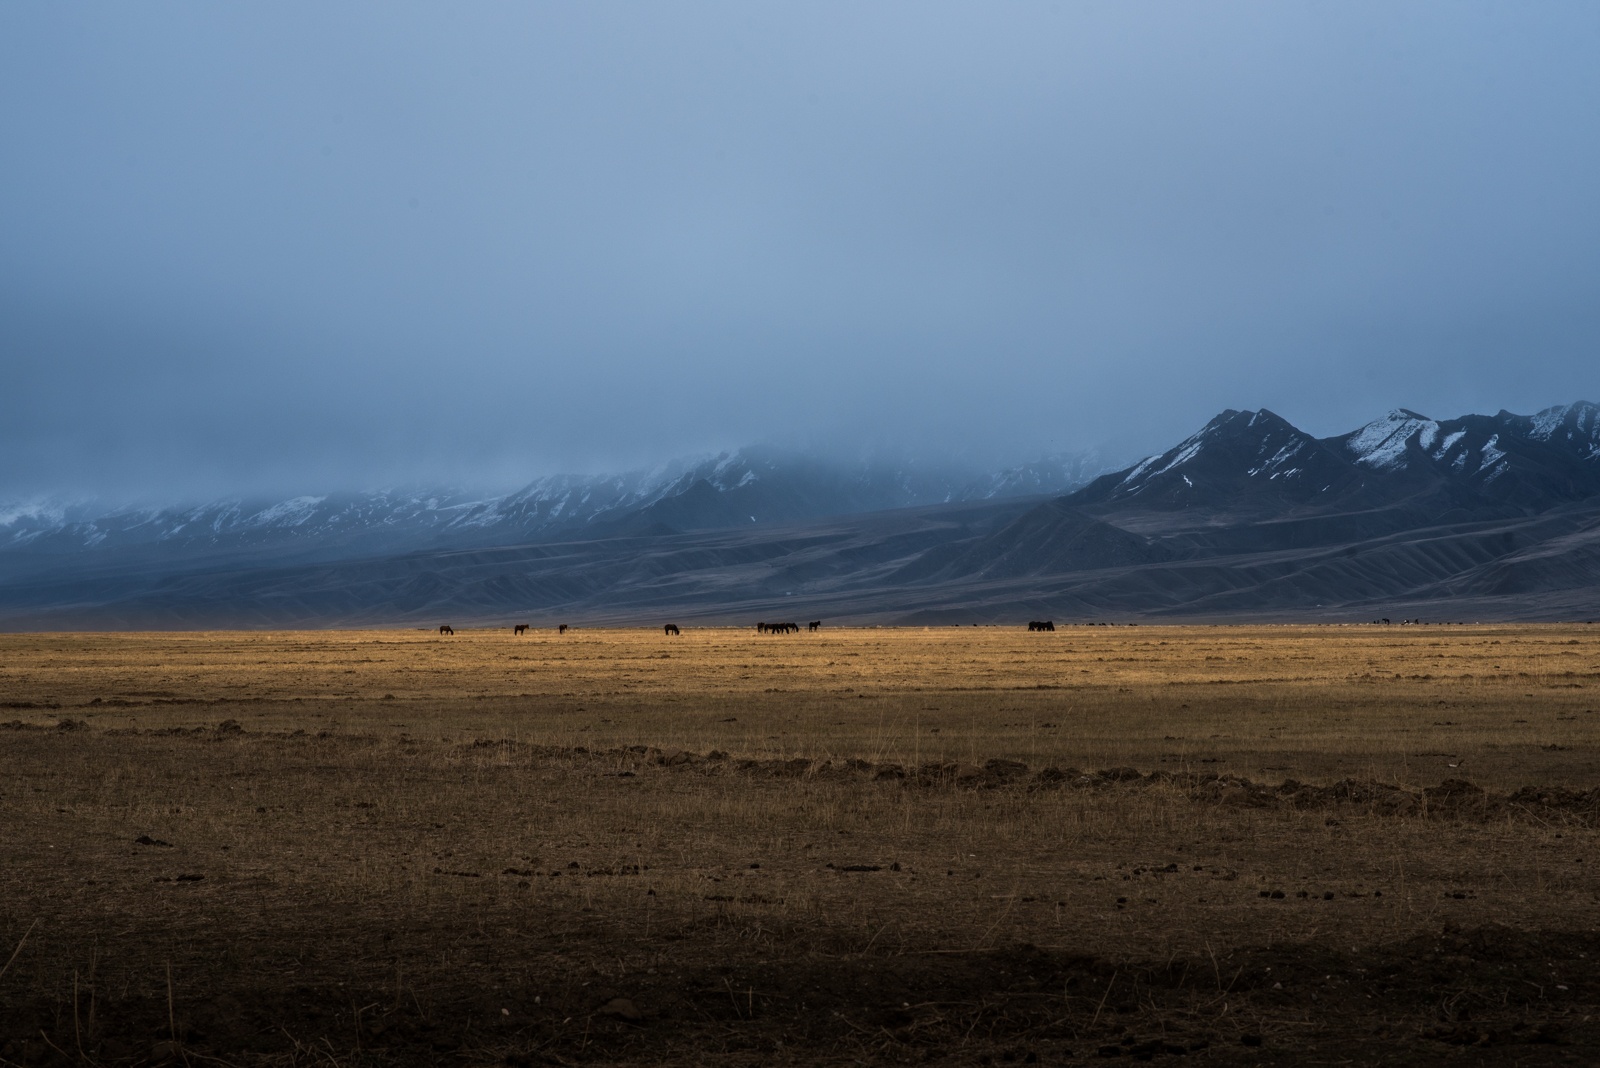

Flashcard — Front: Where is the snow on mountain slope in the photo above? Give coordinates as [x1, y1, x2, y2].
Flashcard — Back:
[1525, 402, 1600, 457]
[1329, 401, 1600, 505]
[1069, 409, 1359, 509]
[1345, 410, 1439, 471]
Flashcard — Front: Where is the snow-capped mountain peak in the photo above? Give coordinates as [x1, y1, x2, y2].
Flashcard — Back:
[1344, 409, 1439, 471]
[1527, 401, 1600, 457]
[1075, 408, 1340, 507]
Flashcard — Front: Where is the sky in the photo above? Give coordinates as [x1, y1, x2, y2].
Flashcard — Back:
[3, 2, 1599, 503]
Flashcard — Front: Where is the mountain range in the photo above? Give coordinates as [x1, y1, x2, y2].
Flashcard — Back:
[0, 448, 1109, 573]
[2, 403, 1597, 627]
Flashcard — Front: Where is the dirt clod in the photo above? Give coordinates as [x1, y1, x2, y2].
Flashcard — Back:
[599, 997, 643, 1021]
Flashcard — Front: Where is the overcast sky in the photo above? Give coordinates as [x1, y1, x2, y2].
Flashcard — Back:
[3, 3, 1598, 502]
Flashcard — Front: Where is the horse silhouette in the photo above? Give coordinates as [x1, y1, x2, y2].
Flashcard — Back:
[1027, 620, 1055, 632]
[439, 625, 454, 635]
[513, 624, 528, 635]
[808, 620, 821, 632]
[664, 624, 681, 636]
[558, 624, 568, 635]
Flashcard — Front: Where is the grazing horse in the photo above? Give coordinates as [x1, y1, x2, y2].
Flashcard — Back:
[756, 622, 768, 633]
[558, 624, 568, 635]
[808, 620, 821, 632]
[513, 624, 528, 636]
[664, 623, 681, 636]
[1027, 620, 1055, 632]
[439, 625, 454, 635]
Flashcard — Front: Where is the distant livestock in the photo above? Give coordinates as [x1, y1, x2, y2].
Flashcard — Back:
[513, 624, 528, 636]
[757, 622, 800, 634]
[439, 625, 454, 635]
[664, 623, 681, 636]
[558, 624, 569, 635]
[808, 620, 821, 632]
[1027, 620, 1055, 632]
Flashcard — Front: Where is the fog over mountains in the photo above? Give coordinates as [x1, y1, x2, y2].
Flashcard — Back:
[2, 403, 1597, 628]
[0, 448, 1110, 569]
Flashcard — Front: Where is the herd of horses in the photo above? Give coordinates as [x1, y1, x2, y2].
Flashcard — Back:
[435, 619, 1065, 635]
[438, 618, 1456, 634]
[436, 621, 820, 635]
[755, 621, 821, 633]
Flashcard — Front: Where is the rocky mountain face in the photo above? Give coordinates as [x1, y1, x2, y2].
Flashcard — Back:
[2, 404, 1596, 627]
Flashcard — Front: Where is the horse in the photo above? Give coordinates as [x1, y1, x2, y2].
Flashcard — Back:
[756, 622, 768, 633]
[439, 625, 454, 635]
[558, 624, 568, 635]
[513, 624, 528, 636]
[1027, 620, 1055, 632]
[664, 624, 680, 636]
[808, 620, 821, 632]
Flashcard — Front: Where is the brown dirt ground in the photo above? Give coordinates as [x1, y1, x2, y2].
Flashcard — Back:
[2, 624, 1600, 1065]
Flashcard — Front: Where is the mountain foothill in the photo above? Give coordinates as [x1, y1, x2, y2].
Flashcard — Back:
[2, 403, 1597, 627]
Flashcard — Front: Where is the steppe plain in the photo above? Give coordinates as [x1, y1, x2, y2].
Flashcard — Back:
[3, 624, 1600, 1066]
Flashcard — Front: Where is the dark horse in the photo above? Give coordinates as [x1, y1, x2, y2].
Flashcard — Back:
[558, 624, 569, 635]
[1027, 620, 1055, 632]
[808, 620, 822, 632]
[664, 624, 681, 636]
[513, 624, 528, 636]
[439, 624, 454, 635]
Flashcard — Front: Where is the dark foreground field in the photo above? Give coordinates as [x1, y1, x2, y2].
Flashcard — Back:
[3, 626, 1600, 1065]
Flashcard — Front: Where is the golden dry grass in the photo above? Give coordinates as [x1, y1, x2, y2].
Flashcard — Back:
[5, 623, 1598, 787]
[2, 625, 1599, 1065]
